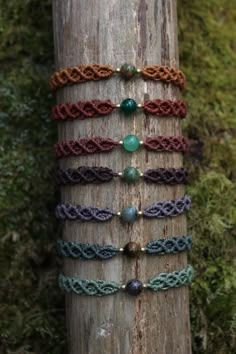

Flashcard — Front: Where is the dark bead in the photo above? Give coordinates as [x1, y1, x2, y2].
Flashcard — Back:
[120, 63, 137, 80]
[120, 98, 137, 115]
[126, 279, 143, 296]
[122, 167, 140, 183]
[123, 242, 141, 257]
[120, 206, 138, 223]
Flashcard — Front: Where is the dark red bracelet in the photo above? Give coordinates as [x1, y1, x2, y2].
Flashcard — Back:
[54, 135, 188, 158]
[51, 98, 187, 121]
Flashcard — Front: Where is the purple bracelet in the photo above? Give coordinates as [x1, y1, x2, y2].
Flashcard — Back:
[55, 195, 191, 224]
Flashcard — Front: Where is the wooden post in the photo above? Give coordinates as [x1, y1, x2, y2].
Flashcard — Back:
[52, 1, 191, 353]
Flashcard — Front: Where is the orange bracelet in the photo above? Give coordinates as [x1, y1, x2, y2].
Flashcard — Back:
[49, 63, 186, 91]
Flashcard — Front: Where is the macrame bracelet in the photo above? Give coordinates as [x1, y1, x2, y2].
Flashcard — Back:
[57, 166, 188, 185]
[56, 235, 192, 260]
[55, 194, 191, 223]
[51, 98, 187, 121]
[49, 63, 186, 91]
[54, 135, 188, 158]
[58, 264, 193, 296]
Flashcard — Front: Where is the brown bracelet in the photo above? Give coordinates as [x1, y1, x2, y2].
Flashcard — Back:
[51, 98, 187, 121]
[49, 63, 186, 91]
[54, 135, 188, 158]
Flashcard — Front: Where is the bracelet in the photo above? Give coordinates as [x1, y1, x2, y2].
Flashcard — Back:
[51, 98, 187, 121]
[54, 135, 188, 158]
[56, 235, 192, 260]
[58, 264, 193, 296]
[57, 166, 189, 185]
[49, 63, 186, 91]
[55, 194, 191, 223]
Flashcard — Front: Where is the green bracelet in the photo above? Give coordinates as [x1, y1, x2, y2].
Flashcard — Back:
[59, 264, 193, 296]
[56, 235, 192, 260]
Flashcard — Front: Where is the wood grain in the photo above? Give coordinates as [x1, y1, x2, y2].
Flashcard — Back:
[52, 0, 192, 353]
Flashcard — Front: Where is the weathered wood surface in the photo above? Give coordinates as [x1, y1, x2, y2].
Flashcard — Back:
[52, 0, 191, 353]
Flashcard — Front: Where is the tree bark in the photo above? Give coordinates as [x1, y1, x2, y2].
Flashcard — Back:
[52, 1, 191, 353]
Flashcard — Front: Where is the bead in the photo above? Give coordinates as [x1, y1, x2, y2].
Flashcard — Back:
[126, 279, 143, 296]
[120, 206, 138, 223]
[122, 167, 140, 183]
[123, 135, 140, 152]
[120, 63, 137, 79]
[123, 242, 141, 257]
[120, 98, 137, 115]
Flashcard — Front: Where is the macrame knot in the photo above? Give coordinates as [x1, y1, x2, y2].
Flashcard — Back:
[143, 99, 187, 118]
[55, 204, 114, 222]
[144, 136, 188, 152]
[54, 137, 119, 158]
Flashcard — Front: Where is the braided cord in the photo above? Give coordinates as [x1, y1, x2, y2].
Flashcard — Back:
[143, 167, 188, 184]
[51, 99, 187, 121]
[55, 204, 114, 222]
[51, 100, 116, 121]
[57, 166, 116, 185]
[59, 274, 120, 296]
[143, 195, 191, 218]
[50, 65, 115, 90]
[58, 265, 193, 296]
[56, 240, 118, 259]
[55, 195, 191, 222]
[143, 99, 187, 118]
[148, 265, 193, 291]
[144, 136, 188, 153]
[146, 235, 192, 255]
[57, 166, 188, 185]
[54, 137, 119, 158]
[49, 64, 186, 91]
[56, 235, 192, 260]
[54, 136, 188, 158]
[141, 66, 186, 89]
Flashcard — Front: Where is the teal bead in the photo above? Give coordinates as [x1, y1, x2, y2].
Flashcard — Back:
[123, 135, 140, 152]
[122, 167, 140, 183]
[120, 63, 137, 79]
[120, 207, 138, 224]
[120, 98, 137, 115]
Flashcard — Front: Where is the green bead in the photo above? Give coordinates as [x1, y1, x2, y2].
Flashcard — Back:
[120, 207, 138, 224]
[122, 167, 140, 183]
[120, 63, 137, 79]
[123, 135, 140, 152]
[120, 98, 137, 115]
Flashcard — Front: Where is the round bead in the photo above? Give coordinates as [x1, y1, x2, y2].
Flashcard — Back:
[123, 242, 141, 257]
[126, 279, 143, 296]
[120, 98, 137, 115]
[120, 206, 138, 223]
[123, 135, 140, 152]
[120, 63, 137, 79]
[122, 167, 140, 183]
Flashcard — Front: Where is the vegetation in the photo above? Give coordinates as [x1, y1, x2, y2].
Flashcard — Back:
[0, 0, 235, 353]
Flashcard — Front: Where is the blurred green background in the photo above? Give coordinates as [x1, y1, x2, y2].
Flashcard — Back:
[0, 1, 235, 353]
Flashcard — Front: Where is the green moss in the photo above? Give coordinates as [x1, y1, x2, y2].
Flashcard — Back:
[179, 1, 236, 353]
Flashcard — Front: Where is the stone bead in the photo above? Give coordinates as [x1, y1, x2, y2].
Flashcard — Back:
[120, 206, 138, 223]
[122, 167, 140, 183]
[123, 242, 141, 257]
[126, 279, 143, 296]
[120, 98, 137, 115]
[123, 135, 140, 152]
[120, 63, 137, 79]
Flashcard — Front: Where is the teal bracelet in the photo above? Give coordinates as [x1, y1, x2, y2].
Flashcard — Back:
[59, 264, 193, 296]
[56, 235, 192, 260]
